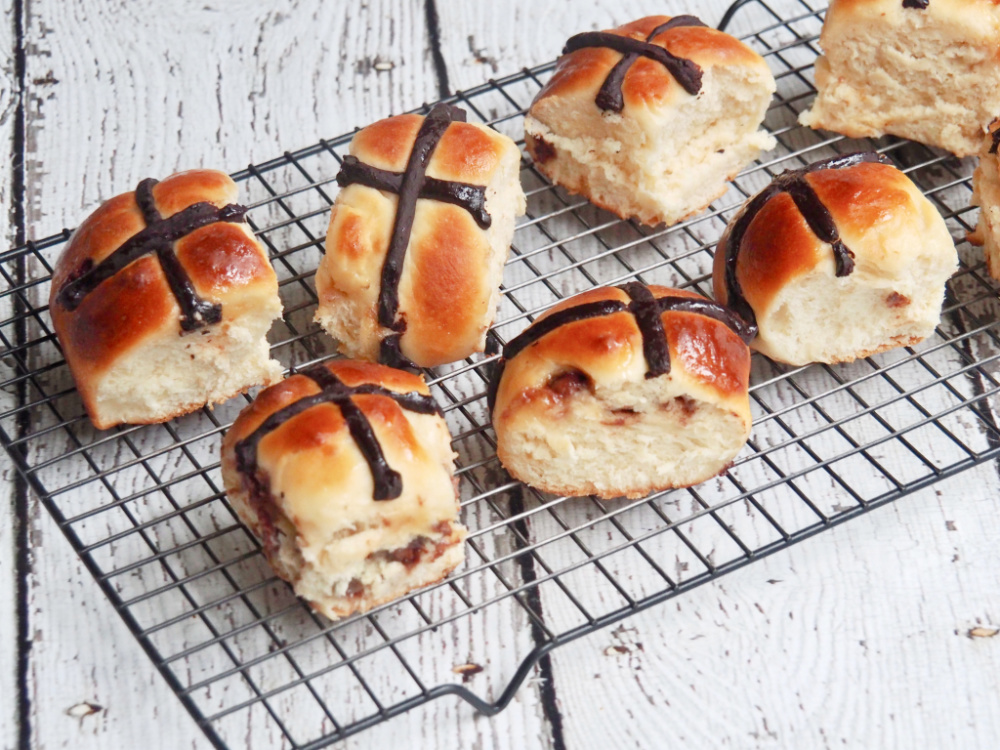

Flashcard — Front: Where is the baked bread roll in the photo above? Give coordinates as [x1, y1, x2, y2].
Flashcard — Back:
[315, 103, 525, 369]
[713, 152, 958, 366]
[221, 359, 466, 620]
[49, 169, 283, 430]
[799, 0, 1000, 157]
[489, 284, 753, 499]
[524, 15, 776, 227]
[969, 123, 1000, 278]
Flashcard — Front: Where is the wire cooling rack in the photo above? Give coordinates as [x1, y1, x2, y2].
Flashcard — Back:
[3, 0, 1000, 746]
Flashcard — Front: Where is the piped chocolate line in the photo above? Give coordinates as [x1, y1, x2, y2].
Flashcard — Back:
[502, 299, 628, 362]
[337, 155, 491, 229]
[335, 103, 491, 367]
[902, 0, 929, 9]
[564, 16, 706, 112]
[487, 283, 752, 414]
[234, 364, 441, 503]
[56, 177, 246, 333]
[990, 128, 1000, 156]
[652, 295, 755, 345]
[620, 281, 671, 378]
[720, 151, 892, 338]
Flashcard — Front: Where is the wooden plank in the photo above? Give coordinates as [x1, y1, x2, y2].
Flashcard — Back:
[0, 1, 24, 748]
[437, 1, 1000, 748]
[548, 468, 1000, 748]
[13, 0, 1000, 748]
[17, 1, 552, 747]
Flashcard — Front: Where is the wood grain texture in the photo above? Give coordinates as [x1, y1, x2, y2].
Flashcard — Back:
[13, 1, 548, 748]
[547, 469, 1000, 748]
[1, 0, 20, 743]
[6, 0, 1000, 748]
[437, 2, 1000, 749]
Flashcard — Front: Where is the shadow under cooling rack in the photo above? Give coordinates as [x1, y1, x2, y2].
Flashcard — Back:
[3, 0, 1000, 747]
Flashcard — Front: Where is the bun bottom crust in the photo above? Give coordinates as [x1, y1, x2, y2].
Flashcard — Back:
[524, 114, 773, 228]
[799, 20, 1000, 158]
[84, 305, 283, 430]
[495, 372, 751, 500]
[747, 265, 951, 367]
[525, 129, 730, 228]
[225, 462, 467, 620]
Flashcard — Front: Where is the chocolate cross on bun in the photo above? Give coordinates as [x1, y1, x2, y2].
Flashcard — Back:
[49, 169, 282, 429]
[490, 284, 753, 499]
[221, 360, 466, 620]
[316, 105, 525, 369]
[713, 153, 958, 366]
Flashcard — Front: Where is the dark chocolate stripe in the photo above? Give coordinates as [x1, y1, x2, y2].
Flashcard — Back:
[620, 281, 671, 378]
[301, 365, 404, 500]
[647, 14, 708, 35]
[134, 178, 224, 332]
[720, 151, 892, 337]
[379, 334, 418, 370]
[563, 25, 704, 110]
[902, 0, 929, 8]
[337, 154, 491, 229]
[655, 295, 756, 344]
[486, 356, 506, 416]
[502, 299, 628, 361]
[591, 15, 707, 112]
[155, 244, 224, 332]
[990, 128, 1000, 156]
[134, 177, 162, 224]
[378, 104, 462, 330]
[334, 103, 492, 364]
[784, 180, 855, 277]
[234, 365, 441, 503]
[56, 177, 246, 333]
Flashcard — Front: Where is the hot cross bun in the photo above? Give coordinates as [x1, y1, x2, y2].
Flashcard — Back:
[524, 15, 776, 227]
[489, 283, 753, 499]
[800, 0, 1000, 157]
[314, 104, 525, 369]
[713, 153, 958, 366]
[221, 359, 466, 620]
[49, 169, 283, 430]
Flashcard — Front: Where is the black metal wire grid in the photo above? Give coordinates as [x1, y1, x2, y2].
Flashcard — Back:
[3, 0, 1000, 746]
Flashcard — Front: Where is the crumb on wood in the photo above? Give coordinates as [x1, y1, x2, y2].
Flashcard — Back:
[968, 626, 999, 639]
[354, 56, 395, 75]
[66, 702, 103, 719]
[946, 520, 957, 531]
[452, 663, 483, 682]
[466, 35, 499, 72]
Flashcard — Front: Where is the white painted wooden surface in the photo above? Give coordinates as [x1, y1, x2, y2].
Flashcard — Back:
[2, 3, 20, 748]
[3, 1, 1000, 749]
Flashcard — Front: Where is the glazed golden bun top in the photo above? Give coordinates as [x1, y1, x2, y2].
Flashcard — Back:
[490, 284, 752, 427]
[49, 169, 276, 386]
[221, 359, 457, 555]
[531, 15, 770, 115]
[712, 156, 948, 320]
